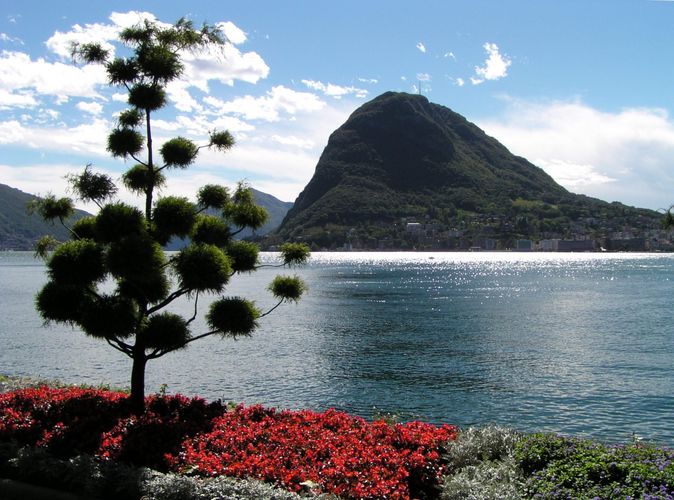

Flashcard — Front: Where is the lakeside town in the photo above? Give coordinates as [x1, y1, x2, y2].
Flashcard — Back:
[335, 215, 674, 252]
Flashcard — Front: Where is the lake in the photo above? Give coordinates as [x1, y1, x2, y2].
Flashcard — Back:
[1, 251, 673, 445]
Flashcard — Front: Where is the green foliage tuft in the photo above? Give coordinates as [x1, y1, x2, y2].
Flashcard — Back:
[174, 244, 232, 293]
[79, 295, 138, 340]
[95, 203, 146, 243]
[268, 275, 306, 302]
[227, 240, 259, 272]
[107, 58, 139, 85]
[197, 184, 229, 209]
[225, 203, 269, 230]
[107, 128, 144, 158]
[118, 108, 143, 128]
[28, 195, 74, 223]
[207, 297, 260, 337]
[153, 196, 196, 238]
[128, 83, 166, 111]
[279, 242, 311, 266]
[209, 130, 235, 152]
[232, 182, 254, 204]
[662, 206, 674, 229]
[71, 217, 97, 240]
[136, 45, 183, 83]
[191, 215, 231, 247]
[36, 281, 91, 325]
[160, 137, 198, 168]
[34, 235, 60, 260]
[122, 164, 165, 195]
[142, 313, 190, 351]
[117, 271, 169, 305]
[67, 165, 117, 206]
[47, 239, 106, 285]
[107, 234, 166, 281]
[71, 42, 109, 64]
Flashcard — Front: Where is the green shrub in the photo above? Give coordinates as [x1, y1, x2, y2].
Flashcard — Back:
[514, 433, 674, 499]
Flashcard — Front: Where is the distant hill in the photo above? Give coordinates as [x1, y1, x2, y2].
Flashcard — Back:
[240, 188, 294, 238]
[163, 187, 293, 250]
[0, 183, 292, 251]
[273, 92, 662, 250]
[0, 183, 90, 250]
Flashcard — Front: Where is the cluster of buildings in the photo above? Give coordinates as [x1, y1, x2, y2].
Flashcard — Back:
[339, 218, 674, 252]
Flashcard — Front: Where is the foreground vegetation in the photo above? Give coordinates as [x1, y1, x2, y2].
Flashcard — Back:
[0, 385, 673, 499]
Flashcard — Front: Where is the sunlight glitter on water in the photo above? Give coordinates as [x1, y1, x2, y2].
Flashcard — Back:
[2, 251, 674, 445]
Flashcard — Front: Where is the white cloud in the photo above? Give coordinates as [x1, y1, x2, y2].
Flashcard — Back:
[0, 163, 89, 202]
[0, 88, 37, 108]
[416, 42, 426, 53]
[218, 21, 247, 45]
[358, 77, 378, 84]
[165, 80, 202, 113]
[417, 73, 431, 82]
[453, 77, 465, 87]
[44, 11, 269, 96]
[0, 33, 23, 45]
[0, 117, 110, 156]
[0, 50, 107, 105]
[444, 51, 456, 60]
[471, 42, 511, 85]
[206, 86, 325, 122]
[301, 79, 368, 99]
[46, 22, 119, 59]
[76, 101, 103, 115]
[180, 41, 269, 89]
[478, 98, 674, 209]
[111, 92, 127, 103]
[270, 134, 314, 149]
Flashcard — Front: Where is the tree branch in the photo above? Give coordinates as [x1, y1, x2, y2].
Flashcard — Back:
[106, 337, 133, 357]
[259, 299, 284, 319]
[186, 291, 199, 325]
[145, 329, 221, 360]
[58, 217, 79, 240]
[130, 154, 148, 167]
[182, 330, 220, 346]
[147, 287, 189, 314]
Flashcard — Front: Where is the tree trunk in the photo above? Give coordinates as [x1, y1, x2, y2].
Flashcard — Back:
[130, 351, 147, 414]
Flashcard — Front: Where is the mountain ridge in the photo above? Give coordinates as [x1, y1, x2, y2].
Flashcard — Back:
[0, 183, 292, 250]
[273, 91, 663, 250]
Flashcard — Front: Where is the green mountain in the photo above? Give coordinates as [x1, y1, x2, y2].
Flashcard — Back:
[273, 91, 662, 250]
[0, 183, 91, 250]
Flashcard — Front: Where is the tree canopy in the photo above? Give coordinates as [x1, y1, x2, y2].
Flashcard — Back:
[33, 17, 309, 413]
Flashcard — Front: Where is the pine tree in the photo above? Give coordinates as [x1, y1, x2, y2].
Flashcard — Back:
[32, 18, 309, 413]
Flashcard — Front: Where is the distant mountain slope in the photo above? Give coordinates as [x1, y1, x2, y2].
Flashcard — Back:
[163, 187, 293, 250]
[274, 92, 660, 249]
[241, 188, 294, 238]
[1, 183, 292, 251]
[0, 183, 90, 250]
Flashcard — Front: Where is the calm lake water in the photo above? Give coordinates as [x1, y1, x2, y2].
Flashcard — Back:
[2, 251, 674, 445]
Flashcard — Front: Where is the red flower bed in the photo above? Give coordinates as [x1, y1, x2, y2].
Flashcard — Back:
[168, 404, 458, 499]
[0, 386, 128, 456]
[0, 387, 458, 499]
[98, 394, 224, 470]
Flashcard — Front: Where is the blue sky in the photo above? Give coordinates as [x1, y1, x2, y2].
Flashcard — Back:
[2, 1, 674, 211]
